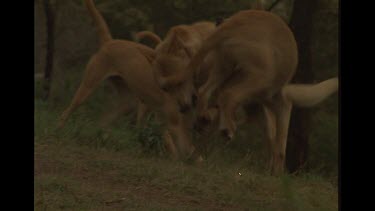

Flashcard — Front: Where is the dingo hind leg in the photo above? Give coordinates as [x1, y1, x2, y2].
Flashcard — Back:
[264, 94, 293, 176]
[58, 54, 111, 129]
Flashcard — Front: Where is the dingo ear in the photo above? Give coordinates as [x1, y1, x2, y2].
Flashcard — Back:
[176, 37, 195, 59]
[168, 27, 195, 59]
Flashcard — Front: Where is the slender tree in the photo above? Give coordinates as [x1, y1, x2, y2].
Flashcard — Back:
[42, 0, 55, 100]
[286, 0, 317, 173]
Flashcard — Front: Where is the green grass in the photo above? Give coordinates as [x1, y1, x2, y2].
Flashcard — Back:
[34, 75, 338, 210]
[34, 141, 338, 210]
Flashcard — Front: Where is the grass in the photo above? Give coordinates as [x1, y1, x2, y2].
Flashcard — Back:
[34, 74, 338, 210]
[34, 139, 338, 210]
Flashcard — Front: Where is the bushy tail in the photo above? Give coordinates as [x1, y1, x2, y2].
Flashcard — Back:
[84, 0, 112, 46]
[135, 31, 162, 46]
[283, 77, 339, 107]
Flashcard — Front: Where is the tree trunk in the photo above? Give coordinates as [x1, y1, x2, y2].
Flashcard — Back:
[286, 0, 317, 173]
[42, 0, 55, 100]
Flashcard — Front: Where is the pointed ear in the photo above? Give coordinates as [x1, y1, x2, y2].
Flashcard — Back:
[176, 36, 194, 59]
[172, 27, 195, 59]
[177, 37, 195, 59]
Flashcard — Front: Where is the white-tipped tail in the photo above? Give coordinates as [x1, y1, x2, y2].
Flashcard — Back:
[282, 77, 338, 107]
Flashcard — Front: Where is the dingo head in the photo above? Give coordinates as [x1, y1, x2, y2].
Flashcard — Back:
[152, 54, 197, 113]
[151, 27, 200, 112]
